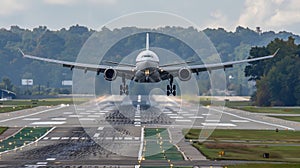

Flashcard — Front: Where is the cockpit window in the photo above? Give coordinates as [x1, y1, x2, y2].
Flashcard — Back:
[143, 55, 153, 58]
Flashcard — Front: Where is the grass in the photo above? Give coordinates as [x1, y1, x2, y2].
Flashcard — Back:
[269, 116, 300, 122]
[143, 128, 183, 161]
[194, 99, 300, 115]
[0, 98, 88, 113]
[193, 142, 300, 162]
[0, 98, 82, 106]
[233, 106, 300, 114]
[185, 129, 300, 162]
[0, 127, 50, 152]
[0, 105, 34, 113]
[184, 129, 300, 142]
[227, 163, 300, 168]
[0, 127, 8, 135]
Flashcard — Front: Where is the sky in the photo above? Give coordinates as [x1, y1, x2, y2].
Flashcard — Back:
[1, 0, 300, 34]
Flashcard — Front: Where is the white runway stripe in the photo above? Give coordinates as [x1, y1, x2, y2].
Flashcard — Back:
[188, 116, 203, 119]
[23, 118, 41, 121]
[231, 120, 250, 123]
[202, 123, 236, 127]
[79, 118, 95, 121]
[51, 118, 66, 121]
[30, 121, 66, 125]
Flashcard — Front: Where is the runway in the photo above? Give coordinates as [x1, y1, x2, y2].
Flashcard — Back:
[0, 95, 299, 167]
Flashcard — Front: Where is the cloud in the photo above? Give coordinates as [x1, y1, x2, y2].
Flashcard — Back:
[44, 0, 117, 6]
[205, 10, 235, 31]
[0, 0, 26, 16]
[237, 0, 300, 31]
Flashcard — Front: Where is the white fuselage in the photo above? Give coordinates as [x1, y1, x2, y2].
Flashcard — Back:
[134, 49, 162, 83]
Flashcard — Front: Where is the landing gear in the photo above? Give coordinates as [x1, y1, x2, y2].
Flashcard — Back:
[120, 76, 128, 95]
[167, 75, 176, 96]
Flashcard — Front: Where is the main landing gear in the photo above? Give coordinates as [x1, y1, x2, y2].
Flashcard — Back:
[120, 76, 128, 95]
[167, 76, 176, 96]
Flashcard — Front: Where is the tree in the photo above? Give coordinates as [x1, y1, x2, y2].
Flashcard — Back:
[0, 77, 13, 90]
[246, 37, 300, 106]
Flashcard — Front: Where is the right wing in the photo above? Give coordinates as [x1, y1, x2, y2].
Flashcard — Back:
[161, 48, 279, 77]
[19, 49, 136, 80]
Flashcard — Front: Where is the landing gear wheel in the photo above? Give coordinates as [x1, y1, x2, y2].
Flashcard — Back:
[172, 85, 176, 91]
[167, 85, 171, 91]
[167, 90, 171, 96]
[166, 75, 176, 96]
[120, 85, 123, 95]
[120, 76, 129, 95]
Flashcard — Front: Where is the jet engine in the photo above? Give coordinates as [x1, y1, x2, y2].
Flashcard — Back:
[178, 68, 191, 81]
[104, 68, 117, 81]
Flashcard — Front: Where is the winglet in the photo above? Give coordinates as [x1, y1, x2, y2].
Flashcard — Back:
[18, 48, 25, 57]
[146, 33, 149, 50]
[273, 48, 280, 56]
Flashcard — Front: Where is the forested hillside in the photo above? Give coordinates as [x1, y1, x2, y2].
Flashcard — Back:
[0, 25, 299, 98]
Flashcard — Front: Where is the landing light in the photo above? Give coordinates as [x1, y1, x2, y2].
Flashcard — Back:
[145, 69, 150, 76]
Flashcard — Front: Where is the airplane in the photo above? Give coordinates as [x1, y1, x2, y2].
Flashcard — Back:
[19, 33, 279, 96]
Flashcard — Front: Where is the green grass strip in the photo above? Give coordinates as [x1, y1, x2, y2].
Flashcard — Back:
[0, 127, 50, 152]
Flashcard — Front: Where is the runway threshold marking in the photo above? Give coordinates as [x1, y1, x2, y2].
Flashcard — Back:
[0, 106, 64, 123]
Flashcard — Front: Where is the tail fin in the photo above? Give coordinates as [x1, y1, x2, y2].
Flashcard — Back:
[146, 33, 149, 50]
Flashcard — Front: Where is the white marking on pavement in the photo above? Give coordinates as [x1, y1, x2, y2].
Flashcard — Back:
[188, 116, 203, 119]
[206, 120, 220, 122]
[30, 121, 65, 125]
[22, 118, 41, 121]
[0, 106, 64, 123]
[51, 137, 60, 140]
[231, 120, 250, 123]
[170, 116, 183, 119]
[79, 118, 95, 121]
[79, 112, 90, 115]
[88, 115, 101, 118]
[124, 137, 132, 140]
[210, 107, 295, 130]
[63, 112, 73, 115]
[175, 119, 192, 122]
[36, 162, 47, 165]
[93, 133, 100, 138]
[46, 158, 56, 161]
[97, 127, 104, 130]
[138, 127, 144, 161]
[202, 123, 236, 127]
[68, 115, 83, 118]
[51, 118, 66, 121]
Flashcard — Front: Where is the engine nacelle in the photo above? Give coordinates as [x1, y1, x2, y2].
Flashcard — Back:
[104, 68, 117, 81]
[178, 68, 191, 81]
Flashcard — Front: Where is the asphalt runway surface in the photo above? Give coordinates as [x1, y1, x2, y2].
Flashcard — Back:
[0, 95, 299, 167]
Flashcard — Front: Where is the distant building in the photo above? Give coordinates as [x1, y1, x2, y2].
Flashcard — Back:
[256, 27, 262, 35]
[0, 89, 16, 100]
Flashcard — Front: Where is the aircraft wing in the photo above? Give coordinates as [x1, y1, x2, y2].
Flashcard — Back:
[162, 48, 279, 76]
[20, 50, 135, 80]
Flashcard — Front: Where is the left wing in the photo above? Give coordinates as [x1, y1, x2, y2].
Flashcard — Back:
[162, 48, 279, 75]
[19, 49, 136, 80]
